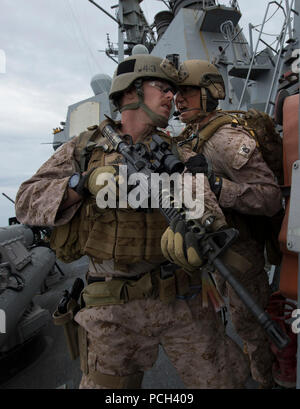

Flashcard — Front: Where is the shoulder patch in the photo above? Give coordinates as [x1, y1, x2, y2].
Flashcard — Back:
[232, 138, 256, 170]
[238, 143, 252, 158]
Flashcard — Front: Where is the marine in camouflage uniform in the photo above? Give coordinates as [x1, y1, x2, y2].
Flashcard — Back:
[167, 59, 282, 387]
[15, 55, 249, 389]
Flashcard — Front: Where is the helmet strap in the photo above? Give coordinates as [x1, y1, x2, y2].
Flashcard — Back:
[200, 88, 207, 113]
[181, 88, 209, 124]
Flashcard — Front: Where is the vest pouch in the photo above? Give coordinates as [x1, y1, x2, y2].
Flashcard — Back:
[52, 299, 79, 360]
[50, 223, 69, 252]
[50, 214, 82, 263]
[81, 280, 127, 307]
[82, 273, 156, 307]
[84, 208, 148, 265]
[78, 201, 98, 251]
[144, 211, 168, 263]
[84, 209, 116, 262]
[50, 199, 102, 263]
[114, 210, 146, 264]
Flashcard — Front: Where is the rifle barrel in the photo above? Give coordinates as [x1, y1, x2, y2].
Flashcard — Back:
[213, 257, 289, 349]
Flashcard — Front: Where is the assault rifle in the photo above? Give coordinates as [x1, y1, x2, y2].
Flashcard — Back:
[100, 121, 290, 350]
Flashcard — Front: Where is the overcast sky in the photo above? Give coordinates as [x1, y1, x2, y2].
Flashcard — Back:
[0, 0, 288, 226]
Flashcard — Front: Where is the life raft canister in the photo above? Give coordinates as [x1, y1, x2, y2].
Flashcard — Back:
[277, 92, 299, 300]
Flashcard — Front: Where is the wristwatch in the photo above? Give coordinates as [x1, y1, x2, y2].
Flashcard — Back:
[68, 172, 87, 196]
[68, 173, 81, 189]
[68, 169, 96, 196]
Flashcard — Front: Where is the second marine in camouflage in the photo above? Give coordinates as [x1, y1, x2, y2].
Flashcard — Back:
[168, 59, 282, 387]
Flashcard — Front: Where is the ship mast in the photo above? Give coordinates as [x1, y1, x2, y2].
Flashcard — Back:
[88, 0, 156, 63]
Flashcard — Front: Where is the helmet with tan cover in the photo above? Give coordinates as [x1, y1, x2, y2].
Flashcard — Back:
[109, 54, 178, 103]
[178, 59, 225, 100]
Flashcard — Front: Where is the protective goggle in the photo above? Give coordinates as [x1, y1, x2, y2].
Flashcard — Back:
[175, 86, 200, 98]
[147, 80, 176, 96]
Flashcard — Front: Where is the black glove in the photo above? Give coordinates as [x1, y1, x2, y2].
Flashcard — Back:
[185, 153, 222, 198]
[74, 168, 96, 196]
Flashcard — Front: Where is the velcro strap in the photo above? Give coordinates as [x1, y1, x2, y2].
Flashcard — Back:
[88, 370, 144, 389]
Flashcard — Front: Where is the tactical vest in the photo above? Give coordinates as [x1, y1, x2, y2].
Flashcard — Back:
[50, 121, 169, 271]
[177, 110, 283, 265]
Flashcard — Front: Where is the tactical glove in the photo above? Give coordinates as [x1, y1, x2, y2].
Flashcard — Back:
[87, 165, 120, 196]
[161, 218, 203, 272]
[185, 153, 222, 198]
[72, 168, 95, 196]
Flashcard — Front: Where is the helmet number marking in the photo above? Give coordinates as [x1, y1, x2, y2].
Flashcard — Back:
[141, 65, 157, 73]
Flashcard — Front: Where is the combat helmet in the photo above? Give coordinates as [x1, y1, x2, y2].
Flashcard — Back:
[109, 54, 178, 128]
[178, 59, 225, 101]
